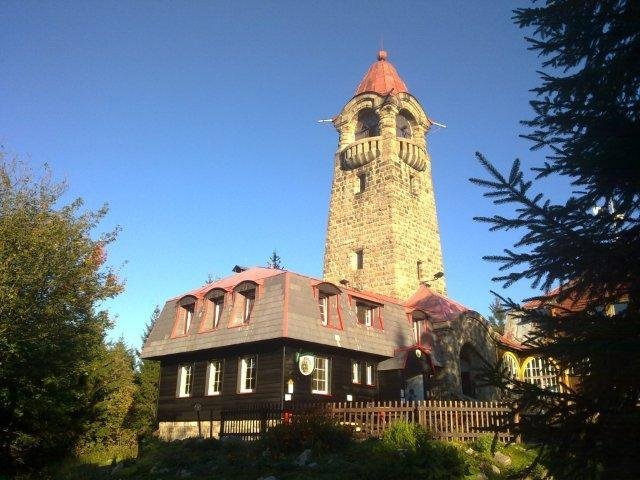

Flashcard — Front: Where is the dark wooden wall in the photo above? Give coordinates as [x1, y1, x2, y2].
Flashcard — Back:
[157, 339, 388, 422]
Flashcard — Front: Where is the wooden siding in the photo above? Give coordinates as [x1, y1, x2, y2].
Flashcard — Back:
[157, 339, 388, 422]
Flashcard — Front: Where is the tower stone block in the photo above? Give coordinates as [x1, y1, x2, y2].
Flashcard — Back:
[323, 51, 446, 299]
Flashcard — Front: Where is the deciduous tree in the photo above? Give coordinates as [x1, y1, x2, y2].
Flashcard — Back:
[0, 155, 122, 473]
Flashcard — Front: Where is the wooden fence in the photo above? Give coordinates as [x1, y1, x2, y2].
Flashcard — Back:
[220, 400, 515, 443]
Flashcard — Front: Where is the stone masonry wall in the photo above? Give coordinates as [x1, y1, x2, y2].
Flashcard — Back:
[323, 92, 445, 300]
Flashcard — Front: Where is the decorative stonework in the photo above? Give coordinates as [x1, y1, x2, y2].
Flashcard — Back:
[323, 87, 446, 300]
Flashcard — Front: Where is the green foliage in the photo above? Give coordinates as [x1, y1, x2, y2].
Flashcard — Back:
[76, 340, 138, 459]
[49, 434, 549, 480]
[267, 249, 283, 269]
[0, 156, 122, 474]
[261, 411, 353, 456]
[487, 297, 505, 334]
[471, 1, 640, 478]
[128, 306, 161, 439]
[379, 420, 430, 453]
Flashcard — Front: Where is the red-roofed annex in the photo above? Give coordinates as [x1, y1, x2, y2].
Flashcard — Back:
[141, 51, 532, 440]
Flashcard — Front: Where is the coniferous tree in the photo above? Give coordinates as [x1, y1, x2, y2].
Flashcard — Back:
[129, 306, 161, 439]
[0, 156, 122, 473]
[267, 250, 283, 269]
[471, 1, 639, 478]
[487, 297, 506, 334]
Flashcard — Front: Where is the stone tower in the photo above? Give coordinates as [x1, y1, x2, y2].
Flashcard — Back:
[323, 50, 446, 299]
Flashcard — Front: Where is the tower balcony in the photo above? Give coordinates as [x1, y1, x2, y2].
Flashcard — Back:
[397, 138, 427, 171]
[340, 136, 381, 170]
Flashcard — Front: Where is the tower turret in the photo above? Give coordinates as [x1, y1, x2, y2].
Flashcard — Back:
[323, 51, 446, 299]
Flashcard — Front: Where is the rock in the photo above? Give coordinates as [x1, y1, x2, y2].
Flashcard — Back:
[491, 465, 501, 475]
[476, 474, 488, 480]
[295, 449, 312, 466]
[493, 451, 512, 466]
[178, 468, 192, 477]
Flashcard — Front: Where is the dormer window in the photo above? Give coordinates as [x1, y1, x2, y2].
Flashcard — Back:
[315, 282, 343, 329]
[319, 293, 329, 326]
[355, 299, 382, 329]
[355, 108, 380, 140]
[202, 288, 226, 331]
[173, 296, 197, 337]
[396, 110, 415, 139]
[234, 281, 257, 324]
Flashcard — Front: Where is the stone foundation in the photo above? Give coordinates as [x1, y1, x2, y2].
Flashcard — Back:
[158, 421, 221, 440]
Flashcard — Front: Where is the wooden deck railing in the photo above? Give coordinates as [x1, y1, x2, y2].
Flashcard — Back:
[219, 400, 515, 443]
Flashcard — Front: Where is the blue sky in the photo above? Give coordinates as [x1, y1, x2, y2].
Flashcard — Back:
[1, 1, 563, 349]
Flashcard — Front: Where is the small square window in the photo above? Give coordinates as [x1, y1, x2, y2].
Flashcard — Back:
[356, 302, 375, 326]
[177, 364, 193, 398]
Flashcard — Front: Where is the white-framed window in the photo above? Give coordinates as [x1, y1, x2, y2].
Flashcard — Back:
[178, 303, 195, 335]
[319, 293, 329, 326]
[351, 361, 361, 384]
[356, 302, 376, 326]
[240, 290, 255, 323]
[523, 357, 559, 392]
[213, 297, 224, 328]
[365, 363, 375, 386]
[177, 364, 193, 398]
[312, 356, 330, 394]
[206, 360, 223, 396]
[238, 355, 257, 393]
[502, 353, 519, 380]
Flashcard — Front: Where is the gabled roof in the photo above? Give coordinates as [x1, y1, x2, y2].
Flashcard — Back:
[355, 50, 409, 96]
[404, 284, 470, 323]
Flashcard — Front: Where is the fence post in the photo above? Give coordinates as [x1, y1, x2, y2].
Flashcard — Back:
[220, 410, 226, 437]
[514, 411, 521, 443]
[260, 408, 268, 437]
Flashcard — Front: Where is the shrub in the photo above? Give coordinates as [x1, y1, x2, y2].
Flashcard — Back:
[261, 411, 353, 456]
[379, 420, 430, 453]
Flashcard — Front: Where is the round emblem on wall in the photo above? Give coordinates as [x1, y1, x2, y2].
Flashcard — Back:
[298, 355, 315, 375]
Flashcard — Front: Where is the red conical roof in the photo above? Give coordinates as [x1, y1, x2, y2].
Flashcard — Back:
[355, 50, 409, 96]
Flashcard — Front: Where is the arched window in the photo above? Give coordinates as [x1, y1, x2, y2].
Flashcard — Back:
[233, 281, 257, 324]
[173, 296, 197, 337]
[502, 352, 520, 380]
[396, 110, 415, 139]
[202, 288, 226, 330]
[522, 357, 560, 392]
[355, 108, 380, 140]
